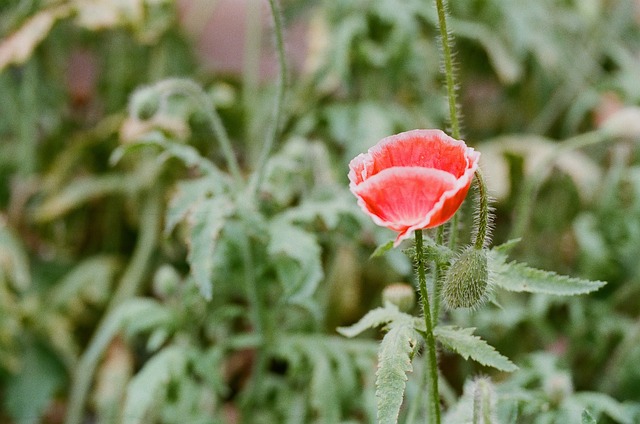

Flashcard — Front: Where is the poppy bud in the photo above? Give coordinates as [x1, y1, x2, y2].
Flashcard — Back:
[382, 283, 416, 312]
[443, 247, 490, 309]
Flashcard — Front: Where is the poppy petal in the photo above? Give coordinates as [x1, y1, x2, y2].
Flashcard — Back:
[353, 166, 456, 230]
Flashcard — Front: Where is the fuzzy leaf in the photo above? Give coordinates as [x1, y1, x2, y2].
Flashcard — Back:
[434, 326, 517, 372]
[376, 322, 418, 424]
[122, 345, 188, 424]
[491, 252, 606, 296]
[268, 219, 323, 303]
[187, 196, 235, 300]
[337, 304, 410, 338]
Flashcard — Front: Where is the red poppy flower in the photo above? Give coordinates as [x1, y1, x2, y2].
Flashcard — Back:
[349, 129, 480, 246]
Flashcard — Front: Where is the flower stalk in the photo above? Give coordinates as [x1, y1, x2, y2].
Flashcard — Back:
[415, 230, 441, 424]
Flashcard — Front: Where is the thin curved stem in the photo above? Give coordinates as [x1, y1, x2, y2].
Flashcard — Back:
[65, 188, 162, 424]
[248, 0, 288, 196]
[154, 79, 243, 185]
[415, 230, 441, 424]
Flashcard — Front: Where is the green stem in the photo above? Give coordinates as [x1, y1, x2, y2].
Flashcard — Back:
[238, 228, 268, 414]
[473, 168, 491, 250]
[415, 230, 441, 424]
[65, 188, 162, 424]
[154, 79, 243, 185]
[248, 0, 287, 196]
[434, 0, 460, 140]
[431, 225, 445, 324]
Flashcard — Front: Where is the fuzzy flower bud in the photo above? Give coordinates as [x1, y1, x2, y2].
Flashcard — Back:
[443, 247, 490, 309]
[382, 283, 416, 312]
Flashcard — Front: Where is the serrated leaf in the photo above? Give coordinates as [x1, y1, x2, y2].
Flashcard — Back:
[491, 252, 606, 296]
[122, 345, 188, 424]
[165, 176, 223, 235]
[268, 219, 323, 303]
[121, 299, 173, 339]
[376, 323, 418, 424]
[434, 326, 517, 372]
[337, 304, 410, 338]
[187, 196, 235, 300]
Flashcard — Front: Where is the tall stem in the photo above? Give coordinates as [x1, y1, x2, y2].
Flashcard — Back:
[248, 0, 287, 196]
[431, 225, 445, 324]
[434, 0, 460, 140]
[415, 230, 441, 424]
[473, 168, 491, 249]
[65, 188, 162, 424]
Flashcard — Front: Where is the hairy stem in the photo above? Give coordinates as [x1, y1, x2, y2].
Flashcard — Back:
[473, 168, 491, 249]
[435, 0, 460, 140]
[415, 230, 441, 424]
[431, 225, 445, 324]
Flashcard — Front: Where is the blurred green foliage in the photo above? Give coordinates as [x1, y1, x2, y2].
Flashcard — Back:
[1, 0, 640, 423]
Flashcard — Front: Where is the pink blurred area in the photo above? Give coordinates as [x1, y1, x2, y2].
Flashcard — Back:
[176, 0, 310, 78]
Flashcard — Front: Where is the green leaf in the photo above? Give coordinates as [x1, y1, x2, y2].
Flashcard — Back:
[376, 322, 419, 424]
[32, 173, 142, 222]
[491, 252, 606, 296]
[337, 304, 410, 338]
[370, 239, 395, 259]
[268, 219, 323, 303]
[434, 326, 517, 372]
[122, 345, 189, 424]
[4, 342, 65, 424]
[187, 196, 235, 300]
[573, 392, 635, 424]
[0, 220, 31, 291]
[165, 176, 225, 235]
[50, 255, 119, 312]
[581, 410, 597, 424]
